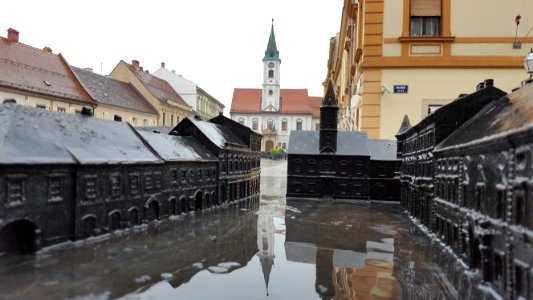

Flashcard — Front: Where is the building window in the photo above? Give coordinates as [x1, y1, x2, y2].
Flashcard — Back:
[144, 173, 153, 191]
[143, 119, 148, 126]
[7, 176, 26, 207]
[282, 143, 286, 149]
[111, 174, 121, 197]
[36, 104, 46, 109]
[130, 173, 139, 195]
[410, 0, 441, 37]
[57, 107, 66, 113]
[170, 169, 178, 184]
[296, 119, 303, 131]
[131, 117, 137, 126]
[171, 114, 174, 126]
[238, 118, 245, 125]
[268, 70, 274, 78]
[315, 123, 320, 130]
[180, 169, 187, 184]
[282, 120, 287, 131]
[154, 172, 162, 189]
[267, 119, 273, 131]
[48, 176, 63, 202]
[162, 113, 166, 126]
[85, 176, 97, 200]
[252, 119, 259, 131]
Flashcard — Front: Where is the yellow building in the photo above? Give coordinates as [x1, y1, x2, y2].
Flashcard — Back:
[110, 60, 192, 127]
[327, 0, 533, 139]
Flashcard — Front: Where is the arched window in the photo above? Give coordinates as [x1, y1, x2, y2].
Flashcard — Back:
[281, 119, 288, 131]
[252, 118, 259, 131]
[238, 118, 245, 125]
[268, 70, 274, 78]
[267, 119, 273, 131]
[296, 119, 303, 131]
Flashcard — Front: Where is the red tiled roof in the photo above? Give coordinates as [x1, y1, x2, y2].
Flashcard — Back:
[0, 37, 95, 105]
[124, 61, 190, 108]
[309, 96, 322, 118]
[231, 88, 322, 116]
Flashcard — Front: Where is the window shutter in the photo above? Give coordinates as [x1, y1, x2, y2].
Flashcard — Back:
[411, 0, 441, 16]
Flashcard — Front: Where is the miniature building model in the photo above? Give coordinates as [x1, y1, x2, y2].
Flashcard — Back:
[396, 82, 533, 299]
[286, 83, 399, 201]
[0, 104, 261, 252]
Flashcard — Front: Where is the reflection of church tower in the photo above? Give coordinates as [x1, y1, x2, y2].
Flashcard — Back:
[257, 213, 275, 296]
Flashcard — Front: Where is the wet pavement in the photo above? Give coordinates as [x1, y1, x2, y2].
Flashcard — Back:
[0, 160, 488, 299]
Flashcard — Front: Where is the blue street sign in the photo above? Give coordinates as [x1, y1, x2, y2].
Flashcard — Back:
[394, 85, 408, 94]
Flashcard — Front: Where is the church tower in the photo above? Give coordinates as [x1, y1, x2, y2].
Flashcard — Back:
[262, 20, 281, 112]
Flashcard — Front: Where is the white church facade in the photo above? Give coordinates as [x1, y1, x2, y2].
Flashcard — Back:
[230, 23, 321, 152]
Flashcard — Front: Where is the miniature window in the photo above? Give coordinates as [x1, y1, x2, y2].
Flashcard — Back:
[205, 169, 210, 181]
[180, 169, 187, 184]
[378, 166, 387, 177]
[7, 176, 26, 207]
[198, 170, 203, 183]
[493, 252, 505, 283]
[514, 262, 528, 298]
[130, 174, 139, 195]
[111, 174, 121, 197]
[48, 175, 63, 202]
[154, 172, 162, 189]
[144, 173, 153, 190]
[170, 169, 178, 184]
[189, 169, 194, 183]
[85, 175, 97, 200]
[354, 161, 363, 176]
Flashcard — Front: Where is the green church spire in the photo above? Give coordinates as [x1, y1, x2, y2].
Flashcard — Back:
[264, 19, 280, 61]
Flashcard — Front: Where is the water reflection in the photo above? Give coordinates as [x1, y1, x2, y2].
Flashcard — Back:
[285, 201, 400, 299]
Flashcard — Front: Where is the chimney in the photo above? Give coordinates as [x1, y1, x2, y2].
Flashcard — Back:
[476, 82, 485, 91]
[161, 62, 165, 69]
[145, 70, 149, 74]
[42, 47, 53, 53]
[139, 66, 143, 71]
[484, 79, 494, 87]
[114, 114, 122, 122]
[7, 28, 19, 43]
[132, 60, 140, 68]
[81, 107, 93, 117]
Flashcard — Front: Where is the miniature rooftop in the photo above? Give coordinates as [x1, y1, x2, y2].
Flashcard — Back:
[0, 30, 94, 105]
[437, 83, 533, 150]
[174, 117, 247, 149]
[0, 104, 160, 165]
[138, 131, 217, 162]
[395, 84, 506, 138]
[367, 139, 398, 161]
[70, 66, 158, 115]
[288, 131, 370, 156]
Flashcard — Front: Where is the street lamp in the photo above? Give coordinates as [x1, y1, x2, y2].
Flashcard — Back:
[524, 48, 533, 79]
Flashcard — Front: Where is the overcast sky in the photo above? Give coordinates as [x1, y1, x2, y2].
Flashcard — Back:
[3, 0, 344, 114]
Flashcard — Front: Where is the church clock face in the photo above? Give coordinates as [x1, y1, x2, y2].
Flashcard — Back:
[268, 62, 275, 68]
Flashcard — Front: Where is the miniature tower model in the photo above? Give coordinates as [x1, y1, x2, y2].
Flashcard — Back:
[319, 82, 339, 154]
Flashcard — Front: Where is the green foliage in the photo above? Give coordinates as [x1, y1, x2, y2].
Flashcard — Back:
[270, 147, 284, 157]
